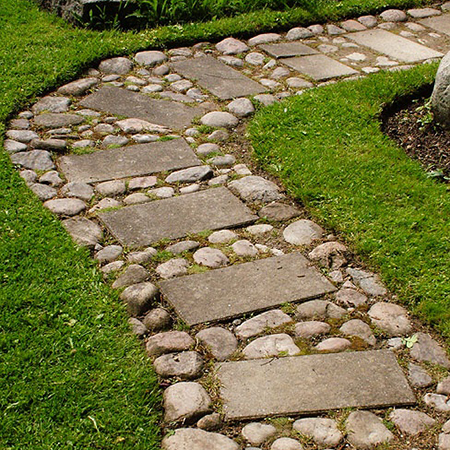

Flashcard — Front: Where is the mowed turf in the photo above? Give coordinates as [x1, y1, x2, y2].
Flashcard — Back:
[249, 65, 450, 337]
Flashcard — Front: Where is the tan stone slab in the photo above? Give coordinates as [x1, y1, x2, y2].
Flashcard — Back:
[282, 55, 358, 81]
[420, 15, 450, 35]
[59, 139, 200, 183]
[80, 85, 205, 129]
[259, 42, 319, 58]
[159, 252, 336, 325]
[217, 350, 416, 420]
[347, 29, 443, 62]
[171, 56, 266, 100]
[99, 187, 257, 248]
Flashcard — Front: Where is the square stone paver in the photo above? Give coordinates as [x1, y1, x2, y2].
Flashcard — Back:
[80, 85, 205, 129]
[282, 54, 358, 81]
[420, 15, 450, 35]
[216, 350, 416, 420]
[159, 252, 336, 325]
[98, 187, 257, 247]
[259, 42, 319, 58]
[347, 29, 443, 62]
[59, 139, 200, 183]
[171, 56, 266, 100]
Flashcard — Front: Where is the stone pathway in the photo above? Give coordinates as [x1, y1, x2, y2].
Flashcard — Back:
[6, 5, 450, 449]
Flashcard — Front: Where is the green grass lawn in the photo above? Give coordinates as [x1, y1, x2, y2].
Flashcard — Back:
[0, 0, 442, 447]
[250, 65, 450, 337]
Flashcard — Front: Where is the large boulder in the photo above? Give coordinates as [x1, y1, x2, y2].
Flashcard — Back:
[432, 51, 450, 129]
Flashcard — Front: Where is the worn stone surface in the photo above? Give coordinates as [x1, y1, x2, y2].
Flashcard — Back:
[127, 247, 157, 264]
[293, 418, 343, 448]
[99, 57, 134, 74]
[4, 139, 28, 153]
[258, 202, 300, 221]
[347, 268, 387, 296]
[236, 310, 293, 339]
[389, 409, 435, 436]
[308, 241, 347, 268]
[229, 176, 282, 203]
[156, 258, 189, 279]
[196, 327, 238, 361]
[283, 219, 323, 245]
[410, 332, 450, 368]
[11, 150, 55, 171]
[368, 302, 412, 336]
[208, 229, 238, 243]
[315, 337, 351, 352]
[296, 300, 345, 320]
[162, 428, 238, 450]
[243, 333, 300, 359]
[335, 288, 367, 307]
[154, 351, 204, 379]
[129, 175, 158, 190]
[62, 139, 199, 184]
[271, 438, 303, 450]
[408, 363, 433, 388]
[200, 111, 239, 128]
[80, 86, 204, 129]
[197, 143, 219, 156]
[31, 138, 66, 152]
[172, 56, 265, 100]
[120, 282, 158, 316]
[129, 317, 147, 337]
[62, 217, 102, 248]
[7, 130, 38, 143]
[57, 78, 98, 96]
[340, 319, 376, 345]
[437, 375, 450, 395]
[260, 42, 318, 58]
[217, 350, 415, 420]
[216, 38, 249, 54]
[166, 240, 200, 254]
[95, 245, 122, 263]
[61, 182, 94, 201]
[96, 180, 126, 197]
[99, 187, 256, 247]
[33, 96, 71, 114]
[143, 308, 171, 331]
[112, 264, 149, 289]
[231, 239, 258, 257]
[135, 50, 167, 67]
[160, 252, 335, 325]
[116, 118, 170, 134]
[164, 381, 211, 423]
[420, 15, 450, 36]
[346, 411, 394, 449]
[227, 98, 255, 117]
[193, 247, 229, 268]
[146, 331, 194, 357]
[242, 422, 277, 445]
[432, 51, 450, 129]
[29, 183, 57, 201]
[283, 55, 358, 81]
[34, 113, 84, 128]
[294, 321, 330, 338]
[348, 29, 443, 62]
[165, 166, 212, 184]
[196, 413, 222, 431]
[44, 198, 86, 216]
[424, 393, 450, 412]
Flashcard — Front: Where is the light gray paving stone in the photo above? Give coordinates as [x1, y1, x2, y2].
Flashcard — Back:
[208, 154, 236, 168]
[218, 55, 244, 67]
[196, 327, 237, 361]
[89, 198, 121, 213]
[146, 331, 194, 357]
[44, 198, 86, 216]
[389, 409, 435, 436]
[129, 317, 147, 337]
[62, 217, 103, 248]
[286, 77, 313, 89]
[120, 282, 158, 316]
[246, 224, 273, 235]
[216, 37, 249, 54]
[196, 412, 222, 431]
[7, 130, 39, 143]
[227, 98, 255, 117]
[246, 52, 265, 65]
[229, 175, 282, 203]
[57, 78, 98, 96]
[4, 139, 27, 153]
[154, 351, 204, 379]
[235, 309, 293, 339]
[180, 183, 200, 193]
[440, 433, 450, 450]
[101, 261, 124, 275]
[171, 56, 266, 100]
[193, 247, 229, 268]
[410, 332, 450, 368]
[253, 94, 278, 106]
[242, 422, 277, 445]
[99, 187, 257, 247]
[231, 239, 258, 257]
[308, 241, 347, 268]
[166, 240, 200, 254]
[164, 381, 211, 422]
[80, 86, 205, 129]
[162, 428, 238, 450]
[294, 321, 330, 338]
[135, 50, 167, 67]
[112, 264, 149, 289]
[116, 118, 170, 134]
[259, 42, 318, 58]
[286, 27, 314, 40]
[61, 182, 94, 201]
[156, 258, 189, 279]
[208, 229, 237, 243]
[318, 44, 339, 54]
[249, 33, 281, 45]
[143, 308, 171, 331]
[408, 363, 433, 388]
[368, 302, 412, 336]
[258, 202, 300, 221]
[408, 7, 441, 18]
[358, 15, 378, 28]
[296, 300, 345, 320]
[34, 113, 84, 128]
[39, 171, 63, 187]
[59, 139, 200, 184]
[160, 252, 336, 325]
[10, 118, 30, 129]
[99, 57, 133, 74]
[420, 15, 450, 35]
[308, 24, 324, 34]
[271, 438, 303, 450]
[437, 375, 450, 394]
[424, 393, 450, 412]
[243, 333, 300, 359]
[200, 111, 239, 128]
[271, 67, 291, 79]
[127, 247, 157, 264]
[335, 288, 367, 307]
[217, 350, 415, 420]
[165, 165, 212, 183]
[341, 19, 367, 31]
[95, 245, 122, 263]
[315, 337, 351, 352]
[197, 143, 219, 156]
[346, 411, 394, 449]
[129, 175, 157, 190]
[327, 24, 345, 35]
[283, 55, 358, 81]
[72, 139, 94, 149]
[283, 219, 323, 245]
[347, 267, 387, 296]
[101, 135, 129, 148]
[95, 180, 126, 197]
[148, 186, 174, 198]
[30, 183, 57, 201]
[32, 96, 71, 114]
[293, 418, 343, 448]
[380, 9, 406, 21]
[340, 319, 376, 345]
[348, 29, 443, 62]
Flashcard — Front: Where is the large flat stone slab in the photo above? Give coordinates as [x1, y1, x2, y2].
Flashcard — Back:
[99, 187, 257, 247]
[259, 42, 319, 58]
[59, 139, 200, 183]
[159, 252, 336, 325]
[347, 29, 443, 62]
[216, 350, 416, 420]
[80, 86, 205, 129]
[282, 55, 358, 81]
[171, 56, 266, 100]
[420, 15, 450, 36]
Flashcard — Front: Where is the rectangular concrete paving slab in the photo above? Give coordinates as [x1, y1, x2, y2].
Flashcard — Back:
[98, 187, 257, 248]
[80, 85, 205, 129]
[216, 350, 416, 420]
[282, 54, 358, 81]
[159, 252, 336, 325]
[58, 139, 201, 183]
[171, 55, 266, 100]
[420, 15, 450, 35]
[259, 42, 319, 58]
[347, 29, 443, 62]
